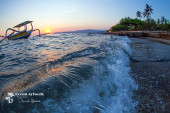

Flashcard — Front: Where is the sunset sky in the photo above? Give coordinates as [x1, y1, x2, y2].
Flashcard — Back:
[0, 0, 170, 35]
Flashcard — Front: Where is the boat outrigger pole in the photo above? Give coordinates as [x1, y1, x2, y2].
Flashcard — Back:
[0, 35, 6, 42]
[33, 29, 41, 36]
[0, 21, 41, 42]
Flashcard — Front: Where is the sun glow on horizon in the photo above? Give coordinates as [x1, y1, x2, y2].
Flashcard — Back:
[45, 29, 51, 34]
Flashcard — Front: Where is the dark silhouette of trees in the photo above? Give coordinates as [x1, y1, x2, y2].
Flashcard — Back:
[143, 4, 153, 19]
[110, 4, 170, 31]
[111, 17, 143, 31]
[158, 19, 160, 24]
[161, 16, 165, 24]
[136, 11, 142, 19]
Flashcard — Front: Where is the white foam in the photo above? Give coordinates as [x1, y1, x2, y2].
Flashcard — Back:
[30, 36, 137, 113]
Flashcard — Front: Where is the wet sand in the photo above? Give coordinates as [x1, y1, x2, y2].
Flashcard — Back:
[136, 37, 170, 45]
[129, 37, 170, 112]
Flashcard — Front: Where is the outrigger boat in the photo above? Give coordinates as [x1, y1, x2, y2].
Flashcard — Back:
[0, 21, 40, 42]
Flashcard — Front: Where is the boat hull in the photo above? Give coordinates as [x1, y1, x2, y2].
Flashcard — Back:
[7, 31, 31, 40]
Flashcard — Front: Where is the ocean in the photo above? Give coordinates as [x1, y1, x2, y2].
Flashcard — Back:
[0, 33, 137, 113]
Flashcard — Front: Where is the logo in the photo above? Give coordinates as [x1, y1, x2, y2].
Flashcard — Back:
[4, 92, 44, 104]
[5, 92, 15, 103]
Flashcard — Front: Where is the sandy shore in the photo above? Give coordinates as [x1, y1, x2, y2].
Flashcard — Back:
[131, 37, 170, 45]
[129, 37, 170, 112]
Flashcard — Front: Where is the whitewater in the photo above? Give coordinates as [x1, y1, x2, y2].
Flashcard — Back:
[0, 33, 137, 113]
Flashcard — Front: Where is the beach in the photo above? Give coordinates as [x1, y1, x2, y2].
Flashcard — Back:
[0, 34, 169, 112]
[135, 37, 170, 45]
[0, 0, 169, 112]
[129, 37, 170, 112]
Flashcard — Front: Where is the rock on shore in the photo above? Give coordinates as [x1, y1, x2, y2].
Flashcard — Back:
[106, 31, 170, 40]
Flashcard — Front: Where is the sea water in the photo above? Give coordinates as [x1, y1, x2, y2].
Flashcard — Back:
[0, 33, 137, 113]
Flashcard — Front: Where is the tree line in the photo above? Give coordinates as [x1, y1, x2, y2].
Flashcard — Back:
[110, 4, 170, 32]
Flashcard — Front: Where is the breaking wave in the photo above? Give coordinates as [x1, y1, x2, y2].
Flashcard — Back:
[0, 34, 137, 113]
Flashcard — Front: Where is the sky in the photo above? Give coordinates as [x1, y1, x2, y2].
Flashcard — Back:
[0, 0, 170, 35]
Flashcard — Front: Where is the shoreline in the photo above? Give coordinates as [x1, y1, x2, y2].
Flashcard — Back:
[129, 37, 170, 112]
[105, 31, 170, 45]
[129, 36, 170, 45]
[105, 31, 170, 40]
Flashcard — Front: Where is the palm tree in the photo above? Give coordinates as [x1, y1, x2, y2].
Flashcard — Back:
[136, 11, 142, 19]
[165, 19, 167, 24]
[157, 19, 160, 24]
[163, 17, 169, 24]
[161, 16, 165, 24]
[143, 4, 153, 19]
